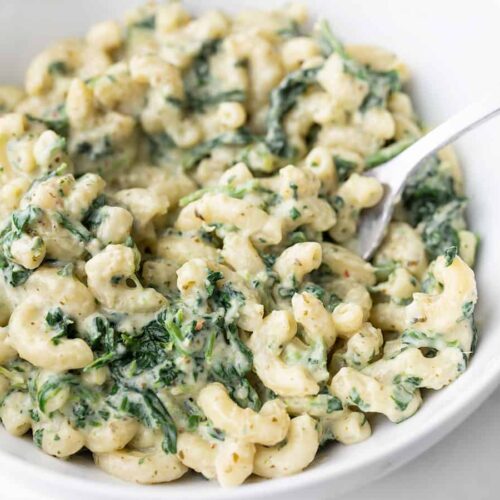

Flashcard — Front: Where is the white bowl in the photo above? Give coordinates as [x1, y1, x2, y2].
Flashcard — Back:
[1, 1, 500, 498]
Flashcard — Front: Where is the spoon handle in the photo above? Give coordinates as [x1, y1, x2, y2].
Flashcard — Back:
[391, 92, 500, 182]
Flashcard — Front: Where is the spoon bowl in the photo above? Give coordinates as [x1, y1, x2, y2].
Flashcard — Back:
[357, 92, 500, 259]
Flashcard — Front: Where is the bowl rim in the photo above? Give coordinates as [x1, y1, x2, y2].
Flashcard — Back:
[1, 363, 499, 499]
[1, 0, 500, 497]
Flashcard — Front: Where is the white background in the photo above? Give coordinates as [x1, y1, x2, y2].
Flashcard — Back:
[2, 386, 499, 500]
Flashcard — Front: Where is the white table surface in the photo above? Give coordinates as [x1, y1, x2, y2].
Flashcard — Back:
[2, 387, 499, 500]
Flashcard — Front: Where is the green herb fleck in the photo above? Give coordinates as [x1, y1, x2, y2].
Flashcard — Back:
[48, 61, 69, 76]
[33, 429, 44, 448]
[289, 207, 301, 220]
[348, 388, 369, 411]
[444, 246, 458, 266]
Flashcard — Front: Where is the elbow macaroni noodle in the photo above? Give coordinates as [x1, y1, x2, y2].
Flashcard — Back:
[0, 0, 479, 488]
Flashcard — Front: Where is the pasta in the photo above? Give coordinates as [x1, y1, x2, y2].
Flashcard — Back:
[0, 0, 479, 489]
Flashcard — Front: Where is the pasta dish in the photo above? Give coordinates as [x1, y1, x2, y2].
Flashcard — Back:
[0, 1, 478, 487]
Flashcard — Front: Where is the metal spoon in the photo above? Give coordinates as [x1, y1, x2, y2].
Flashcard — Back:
[357, 94, 500, 260]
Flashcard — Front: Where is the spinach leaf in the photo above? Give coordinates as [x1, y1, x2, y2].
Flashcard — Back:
[119, 387, 177, 454]
[157, 359, 181, 387]
[191, 38, 222, 87]
[147, 132, 176, 163]
[402, 155, 468, 260]
[265, 66, 320, 158]
[71, 398, 95, 428]
[289, 207, 301, 220]
[142, 389, 177, 454]
[373, 260, 398, 281]
[365, 137, 416, 169]
[85, 312, 177, 374]
[37, 378, 66, 414]
[54, 212, 92, 242]
[276, 21, 301, 39]
[0, 206, 43, 286]
[462, 301, 474, 320]
[317, 20, 401, 111]
[360, 70, 401, 111]
[176, 38, 247, 114]
[401, 329, 460, 351]
[210, 363, 261, 411]
[443, 246, 458, 266]
[130, 15, 156, 30]
[45, 307, 76, 345]
[127, 323, 175, 375]
[301, 282, 341, 312]
[347, 387, 369, 411]
[225, 323, 253, 376]
[0, 260, 32, 287]
[205, 270, 224, 297]
[37, 373, 98, 424]
[81, 194, 107, 230]
[327, 395, 343, 413]
[334, 156, 357, 182]
[75, 136, 114, 161]
[211, 282, 245, 312]
[0, 366, 26, 391]
[420, 200, 465, 260]
[83, 316, 123, 370]
[33, 429, 44, 448]
[26, 105, 69, 137]
[11, 206, 43, 234]
[277, 274, 299, 299]
[183, 398, 204, 431]
[182, 128, 254, 170]
[287, 230, 307, 245]
[391, 374, 422, 411]
[164, 310, 192, 356]
[207, 426, 225, 441]
[168, 89, 246, 113]
[316, 20, 349, 59]
[48, 61, 69, 76]
[402, 156, 459, 225]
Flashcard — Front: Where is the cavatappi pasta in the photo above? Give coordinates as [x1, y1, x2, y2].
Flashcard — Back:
[0, 0, 478, 488]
